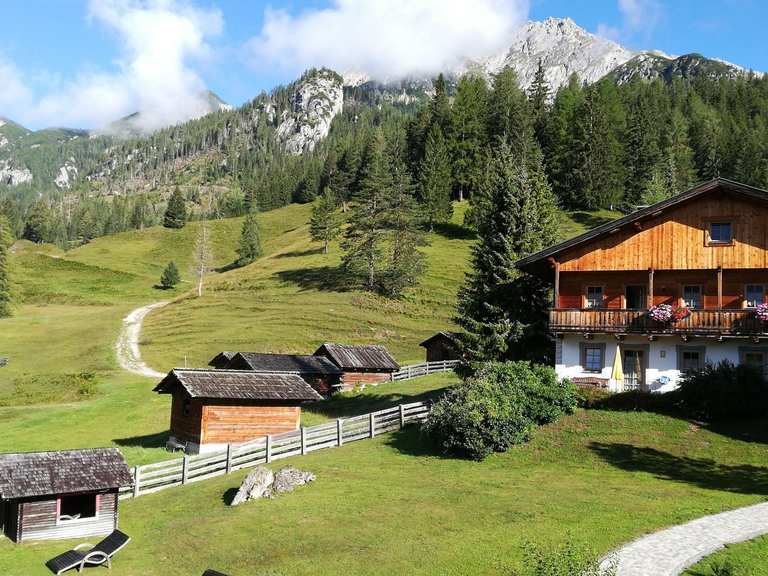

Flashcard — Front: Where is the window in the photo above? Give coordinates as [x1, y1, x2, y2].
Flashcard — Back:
[585, 286, 604, 309]
[683, 285, 702, 309]
[709, 222, 732, 244]
[739, 347, 767, 376]
[746, 285, 765, 308]
[580, 343, 605, 373]
[183, 397, 191, 416]
[677, 346, 706, 373]
[58, 494, 97, 522]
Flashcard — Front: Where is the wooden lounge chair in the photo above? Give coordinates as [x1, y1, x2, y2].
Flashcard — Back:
[46, 530, 131, 574]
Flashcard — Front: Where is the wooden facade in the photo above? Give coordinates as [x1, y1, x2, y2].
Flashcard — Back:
[517, 179, 768, 338]
[419, 332, 461, 362]
[314, 343, 400, 390]
[0, 449, 132, 543]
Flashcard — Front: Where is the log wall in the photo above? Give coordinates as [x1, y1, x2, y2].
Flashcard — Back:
[169, 393, 203, 444]
[340, 372, 392, 389]
[201, 403, 301, 444]
[17, 492, 117, 542]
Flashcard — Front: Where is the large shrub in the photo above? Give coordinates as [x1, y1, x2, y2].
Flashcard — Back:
[503, 541, 616, 576]
[423, 361, 577, 460]
[678, 360, 768, 421]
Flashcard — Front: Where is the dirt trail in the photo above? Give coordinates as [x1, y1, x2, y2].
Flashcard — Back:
[116, 301, 170, 378]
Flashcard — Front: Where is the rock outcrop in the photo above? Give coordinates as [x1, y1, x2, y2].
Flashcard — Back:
[229, 465, 315, 506]
[0, 159, 33, 186]
[54, 159, 78, 189]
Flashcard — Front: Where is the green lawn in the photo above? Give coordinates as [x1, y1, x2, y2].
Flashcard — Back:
[3, 410, 768, 575]
[686, 536, 768, 575]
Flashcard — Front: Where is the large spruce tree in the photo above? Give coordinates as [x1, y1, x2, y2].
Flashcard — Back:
[419, 124, 453, 230]
[310, 187, 344, 253]
[236, 206, 262, 266]
[452, 75, 489, 202]
[456, 139, 559, 362]
[163, 188, 188, 229]
[0, 215, 12, 318]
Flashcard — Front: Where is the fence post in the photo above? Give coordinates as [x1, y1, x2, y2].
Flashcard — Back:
[370, 412, 376, 438]
[266, 435, 272, 464]
[399, 404, 406, 428]
[337, 419, 344, 446]
[181, 454, 190, 485]
[301, 427, 307, 456]
[133, 466, 140, 498]
[407, 365, 412, 379]
[226, 444, 233, 475]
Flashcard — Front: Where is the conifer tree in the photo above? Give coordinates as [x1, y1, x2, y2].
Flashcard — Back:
[23, 201, 51, 243]
[0, 215, 12, 318]
[160, 261, 181, 289]
[488, 67, 533, 153]
[456, 139, 559, 362]
[429, 74, 452, 135]
[625, 96, 662, 205]
[236, 206, 262, 266]
[419, 124, 453, 230]
[310, 187, 343, 254]
[163, 188, 188, 229]
[528, 59, 551, 145]
[451, 75, 489, 202]
[543, 74, 584, 206]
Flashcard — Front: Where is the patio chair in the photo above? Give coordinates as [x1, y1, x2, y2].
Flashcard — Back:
[46, 530, 131, 574]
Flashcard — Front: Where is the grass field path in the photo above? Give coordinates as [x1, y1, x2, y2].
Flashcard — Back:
[116, 300, 170, 378]
[606, 502, 768, 575]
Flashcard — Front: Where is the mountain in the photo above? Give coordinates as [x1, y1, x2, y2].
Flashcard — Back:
[608, 52, 757, 84]
[100, 90, 233, 139]
[0, 118, 31, 151]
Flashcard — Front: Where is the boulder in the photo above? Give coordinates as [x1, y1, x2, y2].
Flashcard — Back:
[273, 466, 316, 495]
[230, 466, 275, 506]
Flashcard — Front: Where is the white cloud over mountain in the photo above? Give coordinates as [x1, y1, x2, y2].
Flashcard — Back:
[1, 0, 222, 131]
[248, 0, 529, 80]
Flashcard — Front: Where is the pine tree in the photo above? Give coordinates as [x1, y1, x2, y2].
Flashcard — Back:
[163, 188, 188, 229]
[543, 74, 584, 206]
[451, 75, 489, 202]
[429, 74, 452, 135]
[488, 67, 533, 154]
[456, 139, 559, 362]
[309, 187, 343, 254]
[666, 109, 697, 192]
[419, 124, 453, 230]
[236, 207, 262, 266]
[0, 215, 12, 318]
[625, 96, 662, 206]
[159, 261, 181, 289]
[23, 201, 51, 243]
[528, 59, 550, 145]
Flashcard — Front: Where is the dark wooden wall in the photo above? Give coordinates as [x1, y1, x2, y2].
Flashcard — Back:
[15, 491, 117, 542]
[423, 339, 460, 362]
[169, 392, 204, 444]
[559, 193, 768, 271]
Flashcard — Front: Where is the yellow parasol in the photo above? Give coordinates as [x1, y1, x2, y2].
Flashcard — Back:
[611, 343, 624, 388]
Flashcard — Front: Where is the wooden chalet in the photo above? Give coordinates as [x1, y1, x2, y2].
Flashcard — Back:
[0, 448, 132, 543]
[516, 178, 768, 392]
[313, 343, 400, 389]
[154, 369, 323, 454]
[209, 352, 342, 396]
[419, 332, 461, 362]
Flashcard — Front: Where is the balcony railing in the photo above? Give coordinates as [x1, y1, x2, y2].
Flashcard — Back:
[549, 308, 767, 336]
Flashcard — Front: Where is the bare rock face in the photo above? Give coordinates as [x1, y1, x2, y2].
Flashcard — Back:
[273, 466, 316, 495]
[0, 159, 33, 186]
[230, 466, 275, 506]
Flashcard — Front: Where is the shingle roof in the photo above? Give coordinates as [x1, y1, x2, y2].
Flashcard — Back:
[208, 351, 236, 368]
[515, 178, 768, 275]
[229, 353, 341, 375]
[0, 448, 133, 499]
[154, 369, 323, 401]
[314, 343, 400, 371]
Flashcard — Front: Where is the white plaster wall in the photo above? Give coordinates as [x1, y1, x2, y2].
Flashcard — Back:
[556, 334, 745, 393]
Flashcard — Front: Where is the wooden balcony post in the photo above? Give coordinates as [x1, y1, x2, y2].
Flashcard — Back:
[549, 257, 560, 308]
[717, 267, 723, 310]
[648, 268, 655, 308]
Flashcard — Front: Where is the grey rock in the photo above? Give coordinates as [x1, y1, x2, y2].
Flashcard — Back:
[273, 466, 316, 495]
[230, 466, 275, 506]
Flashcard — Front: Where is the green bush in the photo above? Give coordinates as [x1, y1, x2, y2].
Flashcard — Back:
[678, 360, 768, 421]
[576, 386, 612, 408]
[504, 540, 616, 576]
[423, 361, 577, 460]
[584, 389, 680, 415]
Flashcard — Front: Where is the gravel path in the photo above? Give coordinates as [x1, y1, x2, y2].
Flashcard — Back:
[604, 501, 768, 575]
[116, 301, 170, 378]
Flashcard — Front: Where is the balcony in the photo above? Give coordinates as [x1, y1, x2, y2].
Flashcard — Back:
[549, 308, 768, 337]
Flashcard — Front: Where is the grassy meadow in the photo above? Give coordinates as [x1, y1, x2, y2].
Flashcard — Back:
[686, 536, 768, 575]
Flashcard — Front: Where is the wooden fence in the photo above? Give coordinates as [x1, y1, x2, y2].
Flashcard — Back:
[390, 359, 459, 381]
[120, 400, 432, 500]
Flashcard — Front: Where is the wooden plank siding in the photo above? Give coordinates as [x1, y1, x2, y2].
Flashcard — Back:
[340, 372, 392, 389]
[169, 394, 203, 444]
[201, 404, 300, 444]
[558, 194, 768, 272]
[18, 492, 117, 542]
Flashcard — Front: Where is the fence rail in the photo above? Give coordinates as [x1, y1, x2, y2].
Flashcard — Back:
[120, 400, 432, 500]
[390, 359, 459, 381]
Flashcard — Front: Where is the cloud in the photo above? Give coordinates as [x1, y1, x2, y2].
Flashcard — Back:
[597, 0, 662, 46]
[247, 0, 529, 81]
[1, 0, 223, 132]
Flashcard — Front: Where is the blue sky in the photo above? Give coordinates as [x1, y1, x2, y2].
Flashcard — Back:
[1, 0, 766, 130]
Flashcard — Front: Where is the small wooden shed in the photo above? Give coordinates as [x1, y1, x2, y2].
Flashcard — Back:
[419, 332, 461, 362]
[215, 352, 342, 396]
[313, 343, 400, 390]
[154, 369, 323, 454]
[0, 448, 132, 543]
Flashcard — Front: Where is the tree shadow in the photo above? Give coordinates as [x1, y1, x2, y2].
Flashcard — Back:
[433, 221, 476, 240]
[568, 211, 617, 231]
[304, 387, 447, 421]
[214, 261, 242, 273]
[589, 442, 768, 495]
[274, 248, 325, 259]
[276, 266, 350, 293]
[383, 425, 453, 459]
[113, 431, 169, 450]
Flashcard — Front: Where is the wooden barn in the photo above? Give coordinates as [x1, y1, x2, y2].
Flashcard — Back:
[209, 352, 342, 396]
[208, 351, 236, 369]
[313, 343, 400, 389]
[154, 369, 323, 454]
[419, 332, 461, 362]
[0, 448, 132, 543]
